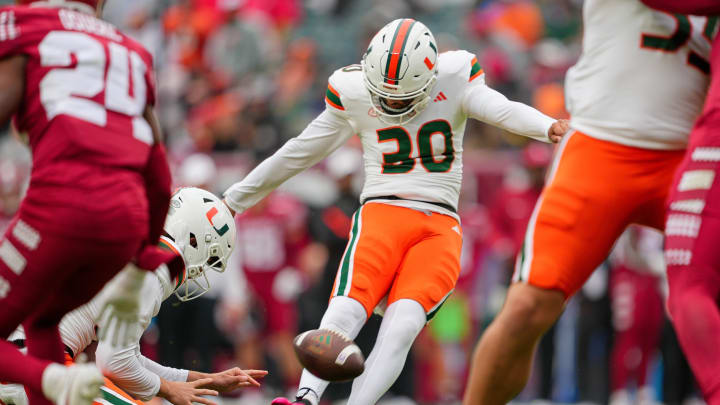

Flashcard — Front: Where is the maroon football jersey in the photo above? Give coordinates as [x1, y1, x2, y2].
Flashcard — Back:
[0, 6, 158, 240]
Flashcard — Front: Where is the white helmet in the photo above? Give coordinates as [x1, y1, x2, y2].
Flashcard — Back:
[361, 18, 439, 125]
[161, 187, 236, 301]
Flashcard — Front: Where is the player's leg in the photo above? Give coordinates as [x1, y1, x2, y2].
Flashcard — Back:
[0, 215, 139, 405]
[346, 212, 462, 405]
[463, 133, 660, 404]
[664, 138, 720, 403]
[347, 299, 425, 405]
[0, 217, 79, 400]
[23, 238, 138, 405]
[288, 204, 410, 405]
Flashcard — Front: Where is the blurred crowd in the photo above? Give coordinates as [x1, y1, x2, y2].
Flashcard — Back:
[0, 0, 705, 403]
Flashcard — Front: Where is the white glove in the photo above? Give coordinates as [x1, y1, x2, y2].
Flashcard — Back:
[0, 383, 28, 405]
[95, 264, 146, 347]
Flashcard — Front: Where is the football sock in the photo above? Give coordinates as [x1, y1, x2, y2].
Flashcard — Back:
[296, 296, 367, 405]
[667, 264, 720, 403]
[347, 299, 425, 405]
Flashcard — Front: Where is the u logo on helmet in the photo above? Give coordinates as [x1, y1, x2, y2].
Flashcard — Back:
[205, 207, 229, 236]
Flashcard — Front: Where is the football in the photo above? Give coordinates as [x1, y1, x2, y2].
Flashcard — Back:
[293, 329, 365, 382]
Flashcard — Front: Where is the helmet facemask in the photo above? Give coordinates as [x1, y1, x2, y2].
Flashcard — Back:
[362, 63, 436, 125]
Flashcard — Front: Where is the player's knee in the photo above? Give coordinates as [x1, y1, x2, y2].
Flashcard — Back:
[500, 285, 564, 335]
[321, 296, 368, 338]
[380, 299, 426, 349]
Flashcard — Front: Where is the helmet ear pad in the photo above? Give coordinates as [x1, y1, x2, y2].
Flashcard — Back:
[362, 19, 439, 125]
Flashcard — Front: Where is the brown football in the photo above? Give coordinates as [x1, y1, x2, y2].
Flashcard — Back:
[293, 329, 365, 382]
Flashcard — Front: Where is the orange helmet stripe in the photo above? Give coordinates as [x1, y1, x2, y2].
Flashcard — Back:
[384, 19, 416, 84]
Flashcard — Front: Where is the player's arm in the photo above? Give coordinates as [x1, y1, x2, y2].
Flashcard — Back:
[142, 105, 173, 250]
[640, 0, 720, 14]
[95, 289, 216, 405]
[463, 81, 568, 143]
[0, 55, 24, 125]
[223, 109, 355, 216]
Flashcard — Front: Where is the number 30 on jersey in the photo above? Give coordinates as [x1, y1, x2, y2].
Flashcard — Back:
[377, 120, 455, 174]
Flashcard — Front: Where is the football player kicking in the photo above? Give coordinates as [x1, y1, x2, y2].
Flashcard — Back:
[223, 19, 568, 405]
[638, 1, 720, 404]
[463, 0, 716, 403]
[1, 188, 267, 405]
[0, 1, 178, 405]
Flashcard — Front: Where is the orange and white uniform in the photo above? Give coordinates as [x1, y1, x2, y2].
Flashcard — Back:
[224, 50, 555, 318]
[513, 0, 717, 296]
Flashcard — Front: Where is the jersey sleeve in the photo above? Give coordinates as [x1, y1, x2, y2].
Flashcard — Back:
[468, 55, 485, 84]
[325, 81, 345, 112]
[462, 82, 554, 142]
[0, 7, 42, 59]
[94, 274, 185, 401]
[223, 108, 355, 214]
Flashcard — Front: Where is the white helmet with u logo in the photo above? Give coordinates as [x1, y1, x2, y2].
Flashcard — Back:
[361, 18, 439, 125]
[161, 187, 236, 301]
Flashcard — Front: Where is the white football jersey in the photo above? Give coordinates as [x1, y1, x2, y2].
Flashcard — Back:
[565, 0, 716, 150]
[224, 50, 553, 218]
[328, 51, 492, 214]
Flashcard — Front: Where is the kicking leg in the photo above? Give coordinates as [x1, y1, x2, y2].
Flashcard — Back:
[294, 296, 367, 405]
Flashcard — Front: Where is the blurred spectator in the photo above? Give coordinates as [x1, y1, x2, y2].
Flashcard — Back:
[221, 192, 308, 392]
[608, 226, 665, 405]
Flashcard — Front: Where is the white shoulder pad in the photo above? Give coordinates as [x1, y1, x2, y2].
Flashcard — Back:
[326, 64, 367, 113]
[437, 50, 485, 85]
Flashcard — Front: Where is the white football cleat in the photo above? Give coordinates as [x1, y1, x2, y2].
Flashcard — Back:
[41, 363, 103, 405]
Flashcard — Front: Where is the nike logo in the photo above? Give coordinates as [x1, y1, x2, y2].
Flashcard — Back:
[433, 92, 447, 102]
[452, 225, 461, 235]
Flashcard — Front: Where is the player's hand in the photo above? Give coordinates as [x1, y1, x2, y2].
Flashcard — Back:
[158, 378, 218, 405]
[547, 119, 570, 143]
[188, 368, 268, 392]
[0, 383, 28, 405]
[95, 264, 146, 347]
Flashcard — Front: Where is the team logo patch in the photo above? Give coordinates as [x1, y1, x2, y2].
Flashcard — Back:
[307, 333, 333, 356]
[206, 207, 229, 236]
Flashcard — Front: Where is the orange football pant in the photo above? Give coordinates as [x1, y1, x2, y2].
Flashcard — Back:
[513, 131, 684, 297]
[331, 202, 463, 320]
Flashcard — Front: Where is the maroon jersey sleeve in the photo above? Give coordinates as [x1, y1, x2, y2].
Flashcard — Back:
[640, 0, 720, 15]
[0, 7, 46, 59]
